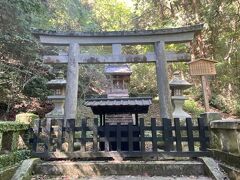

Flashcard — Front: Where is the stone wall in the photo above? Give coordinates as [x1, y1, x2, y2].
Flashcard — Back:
[210, 119, 240, 155]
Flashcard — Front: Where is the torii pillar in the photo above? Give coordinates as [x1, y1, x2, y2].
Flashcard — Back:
[64, 43, 79, 123]
[155, 41, 172, 118]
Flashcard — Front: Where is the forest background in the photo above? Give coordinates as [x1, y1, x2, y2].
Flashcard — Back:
[0, 0, 239, 120]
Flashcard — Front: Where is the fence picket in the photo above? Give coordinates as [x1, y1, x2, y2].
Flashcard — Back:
[117, 123, 121, 151]
[32, 119, 41, 152]
[81, 119, 87, 152]
[93, 118, 98, 152]
[174, 118, 182, 152]
[151, 118, 157, 152]
[45, 119, 52, 152]
[57, 119, 64, 151]
[163, 118, 173, 151]
[66, 119, 75, 152]
[105, 123, 110, 151]
[140, 118, 145, 152]
[186, 118, 194, 151]
[198, 118, 207, 151]
[128, 123, 133, 152]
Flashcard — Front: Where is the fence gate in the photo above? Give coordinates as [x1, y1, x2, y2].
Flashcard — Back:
[31, 117, 210, 160]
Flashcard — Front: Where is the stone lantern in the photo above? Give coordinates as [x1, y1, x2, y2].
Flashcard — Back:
[46, 70, 66, 118]
[169, 71, 192, 119]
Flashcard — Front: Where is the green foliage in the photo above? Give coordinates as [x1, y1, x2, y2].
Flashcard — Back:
[210, 94, 239, 114]
[78, 65, 107, 99]
[93, 0, 133, 31]
[43, 0, 99, 31]
[0, 150, 30, 169]
[0, 0, 49, 118]
[23, 77, 50, 100]
[183, 99, 204, 118]
[235, 101, 240, 116]
[129, 63, 157, 97]
[0, 122, 29, 132]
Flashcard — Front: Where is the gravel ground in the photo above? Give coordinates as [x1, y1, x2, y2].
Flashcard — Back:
[31, 175, 212, 180]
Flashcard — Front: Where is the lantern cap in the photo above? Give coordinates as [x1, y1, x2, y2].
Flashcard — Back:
[169, 71, 192, 89]
[47, 69, 66, 87]
[47, 79, 66, 87]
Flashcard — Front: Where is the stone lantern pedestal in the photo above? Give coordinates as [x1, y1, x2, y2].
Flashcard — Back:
[171, 96, 191, 119]
[169, 72, 192, 120]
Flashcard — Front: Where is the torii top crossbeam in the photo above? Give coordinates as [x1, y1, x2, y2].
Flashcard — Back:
[33, 24, 203, 122]
[33, 24, 203, 45]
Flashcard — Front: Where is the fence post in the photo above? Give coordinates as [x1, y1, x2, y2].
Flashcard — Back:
[140, 118, 145, 152]
[104, 123, 110, 152]
[151, 118, 157, 152]
[32, 119, 41, 152]
[81, 118, 87, 152]
[174, 118, 182, 151]
[66, 118, 75, 152]
[128, 122, 133, 152]
[93, 118, 98, 152]
[57, 119, 64, 151]
[186, 118, 194, 151]
[117, 122, 121, 151]
[45, 118, 52, 152]
[198, 117, 207, 151]
[163, 118, 173, 151]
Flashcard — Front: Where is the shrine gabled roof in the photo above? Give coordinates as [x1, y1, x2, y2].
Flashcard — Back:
[84, 97, 152, 114]
[85, 97, 151, 106]
[104, 65, 132, 75]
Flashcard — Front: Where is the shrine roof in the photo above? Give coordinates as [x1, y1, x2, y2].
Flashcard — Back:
[84, 97, 152, 114]
[104, 65, 132, 75]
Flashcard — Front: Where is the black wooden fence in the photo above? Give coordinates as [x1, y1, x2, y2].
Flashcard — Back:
[31, 118, 210, 159]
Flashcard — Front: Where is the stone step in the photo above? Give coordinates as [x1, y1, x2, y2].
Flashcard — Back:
[33, 160, 206, 177]
[31, 175, 212, 180]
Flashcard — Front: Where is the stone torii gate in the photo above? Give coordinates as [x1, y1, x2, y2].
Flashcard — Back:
[33, 24, 203, 122]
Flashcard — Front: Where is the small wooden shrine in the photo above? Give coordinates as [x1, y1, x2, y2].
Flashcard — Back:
[85, 65, 152, 151]
[105, 65, 131, 98]
[85, 65, 152, 126]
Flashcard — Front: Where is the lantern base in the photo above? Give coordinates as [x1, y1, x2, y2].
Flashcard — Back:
[172, 96, 191, 120]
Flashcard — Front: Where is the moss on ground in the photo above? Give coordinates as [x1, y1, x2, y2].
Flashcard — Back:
[0, 150, 30, 169]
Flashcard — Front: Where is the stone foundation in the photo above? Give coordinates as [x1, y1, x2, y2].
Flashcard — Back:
[210, 119, 240, 155]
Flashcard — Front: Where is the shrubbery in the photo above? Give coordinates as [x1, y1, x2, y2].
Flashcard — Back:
[183, 99, 204, 118]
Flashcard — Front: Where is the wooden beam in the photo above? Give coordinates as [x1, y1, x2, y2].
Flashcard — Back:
[33, 24, 203, 46]
[154, 41, 172, 119]
[43, 52, 190, 64]
[201, 75, 210, 112]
